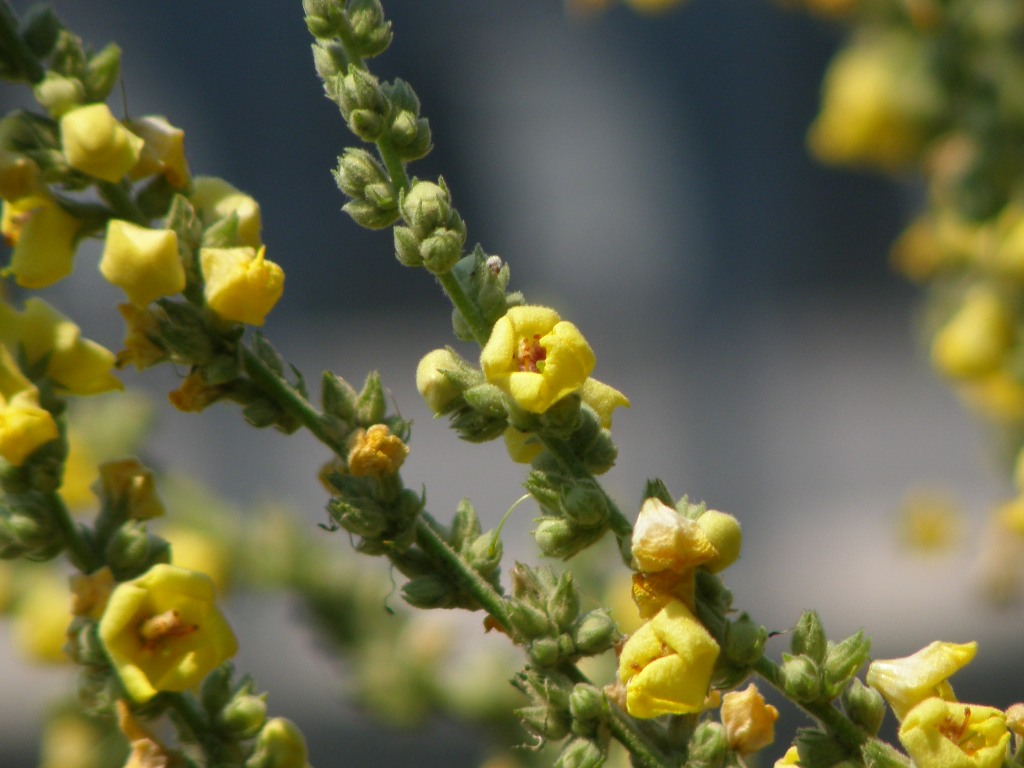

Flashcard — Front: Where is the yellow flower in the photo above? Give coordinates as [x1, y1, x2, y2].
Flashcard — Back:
[632, 497, 717, 574]
[481, 305, 595, 414]
[127, 115, 189, 188]
[579, 377, 630, 428]
[807, 34, 937, 171]
[164, 526, 230, 596]
[0, 345, 58, 465]
[617, 598, 720, 718]
[12, 298, 121, 395]
[775, 746, 801, 768]
[931, 289, 1014, 381]
[503, 426, 544, 464]
[897, 488, 963, 552]
[38, 711, 106, 768]
[248, 718, 310, 768]
[100, 220, 185, 307]
[98, 563, 238, 703]
[2, 194, 80, 288]
[60, 103, 144, 183]
[899, 698, 1010, 768]
[11, 570, 71, 664]
[631, 568, 695, 618]
[721, 683, 780, 755]
[866, 641, 976, 721]
[190, 176, 262, 248]
[347, 423, 409, 477]
[200, 245, 285, 326]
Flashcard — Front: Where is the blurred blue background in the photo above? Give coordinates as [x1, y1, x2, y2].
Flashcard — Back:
[2, 1, 1021, 766]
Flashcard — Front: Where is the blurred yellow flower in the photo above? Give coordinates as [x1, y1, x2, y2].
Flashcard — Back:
[164, 525, 231, 596]
[2, 194, 80, 288]
[618, 598, 719, 718]
[899, 698, 1010, 768]
[95, 458, 165, 520]
[897, 488, 963, 552]
[247, 718, 310, 768]
[774, 746, 801, 768]
[127, 115, 189, 188]
[0, 344, 58, 465]
[191, 176, 262, 248]
[11, 569, 71, 664]
[200, 245, 285, 326]
[100, 220, 185, 307]
[60, 103, 144, 183]
[866, 640, 976, 721]
[481, 305, 595, 414]
[38, 711, 106, 768]
[721, 683, 779, 755]
[503, 426, 544, 464]
[98, 563, 238, 703]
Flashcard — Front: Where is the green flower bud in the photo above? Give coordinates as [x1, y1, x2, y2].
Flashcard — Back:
[841, 677, 885, 735]
[561, 481, 609, 529]
[66, 619, 108, 667]
[200, 663, 235, 714]
[33, 73, 85, 117]
[402, 574, 454, 609]
[572, 609, 619, 655]
[334, 147, 388, 197]
[510, 562, 545, 601]
[781, 654, 823, 703]
[792, 610, 828, 662]
[220, 690, 269, 739]
[401, 180, 452, 238]
[245, 718, 309, 768]
[356, 370, 386, 424]
[534, 517, 605, 559]
[555, 737, 604, 768]
[304, 1, 344, 39]
[724, 613, 767, 666]
[506, 599, 553, 640]
[83, 43, 122, 101]
[516, 704, 571, 741]
[311, 42, 348, 84]
[695, 510, 742, 572]
[546, 571, 580, 629]
[794, 730, 855, 768]
[321, 371, 358, 423]
[20, 5, 61, 58]
[529, 636, 561, 667]
[104, 523, 169, 578]
[348, 109, 383, 141]
[347, 0, 392, 58]
[448, 405, 508, 442]
[393, 225, 423, 267]
[568, 684, 606, 724]
[688, 721, 730, 768]
[466, 531, 501, 576]
[0, 505, 59, 560]
[327, 497, 387, 538]
[338, 67, 385, 117]
[419, 227, 465, 275]
[823, 631, 871, 699]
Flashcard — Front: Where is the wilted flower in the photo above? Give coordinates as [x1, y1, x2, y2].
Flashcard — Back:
[127, 115, 189, 187]
[632, 497, 716, 574]
[721, 683, 779, 755]
[347, 424, 409, 477]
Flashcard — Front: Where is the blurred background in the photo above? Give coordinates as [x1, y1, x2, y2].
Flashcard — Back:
[2, 1, 1021, 765]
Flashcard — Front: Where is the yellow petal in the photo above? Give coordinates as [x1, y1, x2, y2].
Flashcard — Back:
[100, 220, 184, 307]
[866, 641, 977, 721]
[60, 103, 143, 183]
[200, 245, 285, 326]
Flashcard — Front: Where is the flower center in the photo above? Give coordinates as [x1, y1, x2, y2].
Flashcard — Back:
[939, 706, 981, 755]
[138, 609, 198, 650]
[516, 335, 546, 373]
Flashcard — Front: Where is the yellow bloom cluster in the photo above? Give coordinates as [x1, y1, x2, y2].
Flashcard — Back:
[617, 497, 743, 719]
[867, 641, 1013, 768]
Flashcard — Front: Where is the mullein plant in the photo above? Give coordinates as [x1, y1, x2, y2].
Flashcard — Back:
[0, 1, 1022, 768]
[787, 0, 1024, 600]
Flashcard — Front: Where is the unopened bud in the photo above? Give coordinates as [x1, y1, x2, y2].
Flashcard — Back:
[466, 531, 501, 575]
[688, 721, 729, 768]
[402, 574, 454, 609]
[568, 684, 606, 724]
[506, 600, 553, 640]
[516, 704, 570, 740]
[401, 180, 452, 238]
[534, 517, 604, 559]
[245, 718, 309, 768]
[781, 655, 823, 703]
[725, 613, 766, 666]
[20, 5, 61, 58]
[104, 522, 169, 576]
[416, 348, 466, 414]
[572, 609, 618, 655]
[420, 227, 464, 275]
[529, 636, 561, 667]
[393, 225, 423, 267]
[696, 510, 742, 572]
[561, 482, 609, 529]
[840, 678, 884, 735]
[347, 0, 393, 58]
[83, 43, 122, 101]
[546, 572, 580, 629]
[823, 631, 871, 698]
[33, 73, 85, 117]
[555, 737, 604, 768]
[792, 610, 828, 662]
[220, 690, 269, 740]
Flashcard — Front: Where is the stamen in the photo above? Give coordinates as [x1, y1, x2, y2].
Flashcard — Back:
[138, 609, 198, 650]
[516, 334, 547, 373]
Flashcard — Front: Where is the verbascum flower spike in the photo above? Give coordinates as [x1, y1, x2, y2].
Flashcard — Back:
[720, 683, 780, 755]
[15, 298, 121, 394]
[866, 640, 977, 721]
[2, 195, 80, 288]
[617, 598, 720, 718]
[200, 245, 285, 326]
[899, 699, 1010, 768]
[100, 220, 185, 307]
[60, 103, 144, 183]
[126, 115, 189, 187]
[481, 305, 595, 414]
[97, 563, 238, 703]
[190, 176, 262, 248]
[0, 345, 58, 465]
[632, 497, 717, 574]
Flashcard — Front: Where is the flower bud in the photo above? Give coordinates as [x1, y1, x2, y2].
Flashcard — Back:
[791, 610, 828, 662]
[823, 631, 871, 698]
[327, 497, 387, 538]
[100, 220, 185, 307]
[191, 176, 262, 247]
[688, 721, 730, 768]
[126, 115, 189, 187]
[220, 689, 268, 740]
[781, 655, 823, 703]
[841, 678, 885, 735]
[347, 0, 393, 58]
[561, 482, 610, 529]
[506, 600, 553, 640]
[555, 737, 604, 768]
[83, 44, 122, 101]
[103, 523, 169, 577]
[246, 718, 309, 768]
[401, 180, 452, 238]
[528, 636, 562, 667]
[33, 73, 85, 117]
[94, 458, 165, 521]
[696, 510, 742, 572]
[931, 289, 1013, 380]
[546, 572, 580, 629]
[569, 684, 606, 725]
[393, 225, 423, 266]
[416, 348, 466, 414]
[466, 531, 502, 575]
[516, 704, 571, 740]
[419, 227, 464, 275]
[20, 5, 60, 58]
[60, 103, 143, 183]
[534, 517, 604, 559]
[721, 683, 779, 755]
[200, 663, 235, 713]
[725, 613, 767, 666]
[402, 574, 454, 609]
[572, 610, 618, 655]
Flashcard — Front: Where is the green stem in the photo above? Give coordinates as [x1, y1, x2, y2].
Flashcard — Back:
[606, 704, 678, 768]
[754, 656, 867, 753]
[436, 270, 491, 346]
[0, 0, 44, 84]
[48, 492, 101, 573]
[375, 134, 410, 193]
[164, 692, 233, 764]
